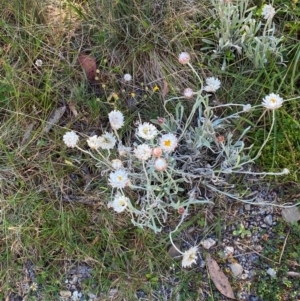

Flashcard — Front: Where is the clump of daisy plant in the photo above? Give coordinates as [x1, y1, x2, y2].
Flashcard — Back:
[204, 0, 283, 69]
[62, 52, 297, 269]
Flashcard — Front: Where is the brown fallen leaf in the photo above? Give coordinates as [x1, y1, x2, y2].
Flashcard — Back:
[162, 79, 169, 99]
[78, 53, 97, 82]
[206, 253, 236, 300]
[43, 106, 66, 133]
[68, 101, 78, 117]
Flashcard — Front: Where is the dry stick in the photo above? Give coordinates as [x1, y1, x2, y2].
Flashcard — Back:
[235, 242, 277, 264]
[278, 229, 290, 265]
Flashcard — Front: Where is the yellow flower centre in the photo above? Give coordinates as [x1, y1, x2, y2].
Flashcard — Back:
[270, 98, 277, 103]
[143, 128, 149, 134]
[117, 176, 123, 181]
[188, 254, 195, 261]
[118, 200, 126, 206]
[153, 85, 159, 92]
[164, 139, 171, 147]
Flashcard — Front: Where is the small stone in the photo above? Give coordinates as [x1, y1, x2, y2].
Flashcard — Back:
[201, 238, 216, 250]
[71, 291, 82, 300]
[259, 208, 266, 214]
[168, 243, 181, 260]
[248, 269, 256, 278]
[60, 291, 72, 298]
[229, 262, 243, 277]
[282, 207, 300, 223]
[223, 246, 234, 257]
[241, 273, 248, 280]
[266, 267, 276, 277]
[264, 215, 273, 226]
[254, 245, 263, 252]
[87, 293, 97, 300]
[244, 204, 251, 211]
[249, 295, 259, 301]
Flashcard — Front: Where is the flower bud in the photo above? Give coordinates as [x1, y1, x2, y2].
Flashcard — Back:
[178, 52, 190, 65]
[154, 158, 168, 172]
[111, 159, 123, 170]
[183, 88, 194, 99]
[152, 147, 163, 158]
[157, 117, 164, 124]
[217, 135, 225, 143]
[178, 207, 185, 215]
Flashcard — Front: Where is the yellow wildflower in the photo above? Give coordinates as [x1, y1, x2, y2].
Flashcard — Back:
[153, 85, 159, 92]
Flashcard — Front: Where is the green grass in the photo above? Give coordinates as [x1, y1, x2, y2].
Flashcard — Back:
[1, 0, 300, 299]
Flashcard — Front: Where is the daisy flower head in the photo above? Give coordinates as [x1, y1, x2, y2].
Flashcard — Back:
[35, 59, 43, 67]
[282, 168, 289, 175]
[183, 88, 194, 99]
[109, 194, 129, 213]
[118, 143, 131, 156]
[63, 131, 79, 148]
[178, 52, 190, 65]
[182, 246, 198, 268]
[159, 133, 178, 153]
[137, 122, 158, 140]
[99, 132, 116, 150]
[111, 159, 123, 170]
[123, 73, 132, 82]
[243, 104, 252, 112]
[203, 77, 221, 93]
[134, 144, 152, 161]
[262, 4, 275, 20]
[154, 158, 168, 172]
[109, 110, 124, 130]
[87, 135, 102, 150]
[262, 93, 283, 110]
[109, 169, 129, 189]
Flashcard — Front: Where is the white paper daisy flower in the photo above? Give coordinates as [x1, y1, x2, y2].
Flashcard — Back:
[111, 159, 123, 170]
[63, 131, 79, 148]
[282, 168, 289, 174]
[134, 144, 152, 161]
[159, 133, 178, 153]
[154, 158, 168, 172]
[123, 73, 132, 82]
[108, 169, 129, 189]
[109, 194, 129, 213]
[178, 52, 190, 65]
[99, 132, 116, 150]
[137, 122, 158, 140]
[203, 77, 221, 92]
[183, 88, 194, 99]
[35, 59, 43, 67]
[109, 110, 124, 130]
[182, 246, 198, 268]
[87, 135, 102, 150]
[243, 104, 252, 112]
[262, 93, 283, 110]
[262, 4, 275, 20]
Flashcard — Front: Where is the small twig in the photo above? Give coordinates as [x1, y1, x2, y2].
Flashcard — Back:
[235, 241, 276, 264]
[278, 229, 290, 264]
